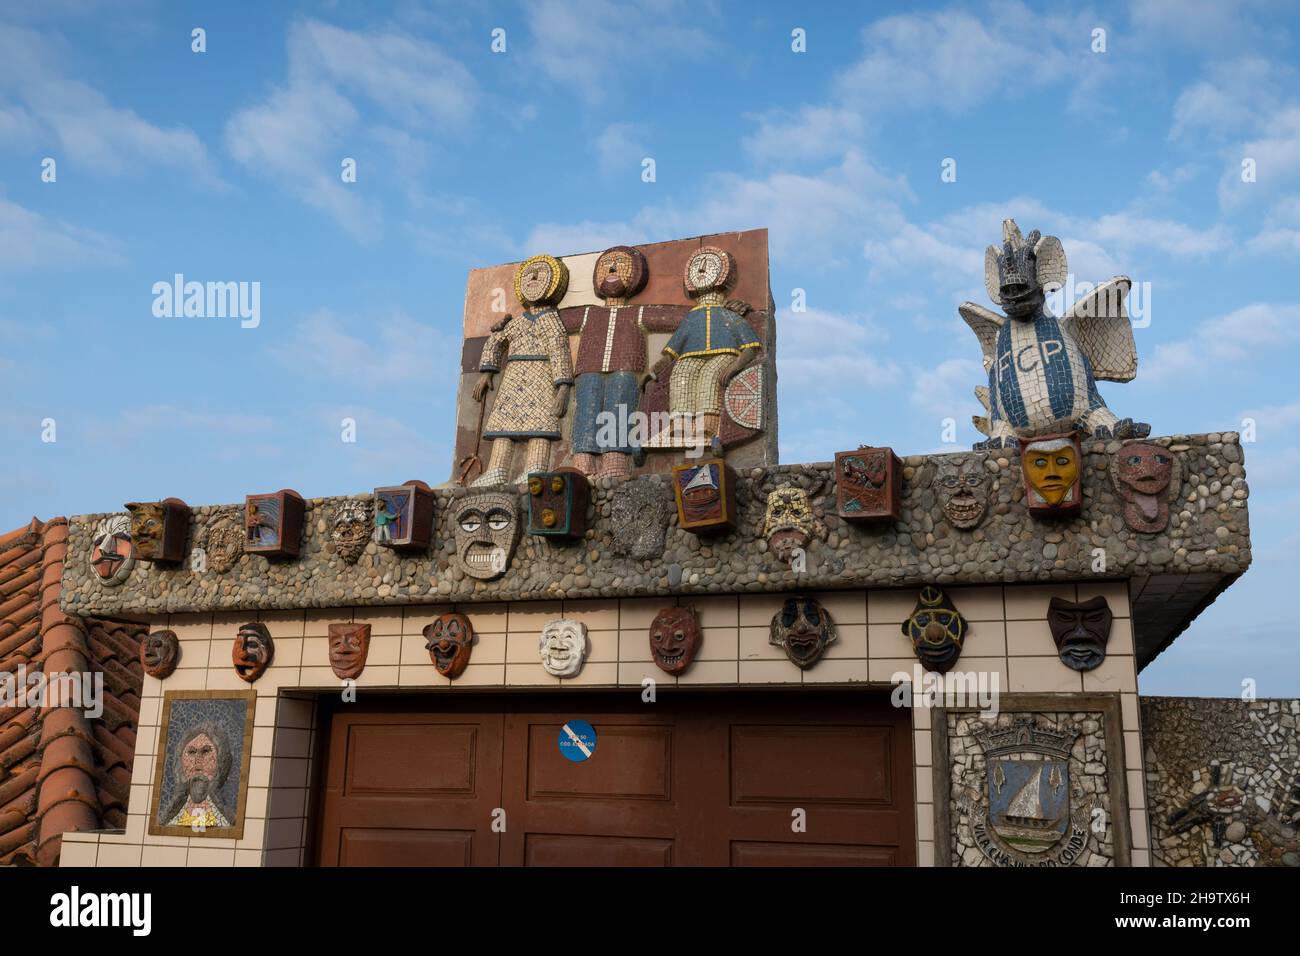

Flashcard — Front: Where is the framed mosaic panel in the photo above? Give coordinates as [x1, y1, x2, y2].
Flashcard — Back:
[931, 694, 1131, 867]
[148, 689, 257, 839]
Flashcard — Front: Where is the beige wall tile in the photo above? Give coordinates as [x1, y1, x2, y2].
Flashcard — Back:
[867, 589, 919, 624]
[1130, 847, 1150, 867]
[251, 666, 304, 694]
[450, 663, 505, 687]
[1008, 656, 1084, 693]
[187, 846, 235, 867]
[352, 665, 400, 688]
[946, 586, 1005, 621]
[137, 695, 161, 727]
[507, 600, 564, 631]
[618, 628, 653, 663]
[1129, 808, 1149, 850]
[1127, 770, 1147, 810]
[300, 636, 331, 668]
[1075, 580, 1131, 615]
[506, 632, 544, 664]
[737, 593, 787, 628]
[245, 787, 269, 818]
[236, 817, 267, 850]
[141, 845, 188, 867]
[619, 661, 669, 687]
[1005, 620, 1054, 658]
[1082, 655, 1137, 694]
[739, 660, 801, 684]
[692, 595, 739, 628]
[135, 725, 160, 759]
[505, 663, 560, 686]
[698, 626, 738, 661]
[168, 612, 212, 641]
[128, 784, 151, 817]
[824, 622, 867, 659]
[257, 610, 306, 637]
[801, 658, 870, 683]
[358, 634, 400, 667]
[915, 765, 933, 804]
[586, 629, 618, 663]
[619, 597, 671, 630]
[1109, 618, 1135, 657]
[1003, 583, 1077, 620]
[305, 609, 347, 636]
[561, 598, 619, 630]
[58, 840, 98, 866]
[868, 623, 913, 660]
[397, 631, 435, 665]
[248, 756, 272, 788]
[206, 667, 255, 692]
[398, 664, 449, 688]
[911, 702, 932, 729]
[677, 660, 738, 685]
[142, 674, 166, 698]
[870, 657, 919, 684]
[1124, 731, 1142, 771]
[401, 604, 455, 634]
[163, 669, 208, 691]
[235, 848, 263, 867]
[560, 662, 619, 686]
[810, 590, 867, 625]
[96, 843, 142, 867]
[298, 666, 337, 688]
[914, 730, 933, 767]
[918, 840, 936, 867]
[960, 620, 1004, 659]
[352, 606, 403, 636]
[916, 803, 934, 843]
[739, 625, 783, 661]
[1121, 692, 1140, 731]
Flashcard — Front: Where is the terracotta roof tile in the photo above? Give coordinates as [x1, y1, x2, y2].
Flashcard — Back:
[0, 518, 147, 866]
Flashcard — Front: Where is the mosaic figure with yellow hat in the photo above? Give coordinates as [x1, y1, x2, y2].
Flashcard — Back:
[470, 254, 575, 487]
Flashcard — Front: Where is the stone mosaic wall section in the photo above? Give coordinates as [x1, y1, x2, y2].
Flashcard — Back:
[946, 709, 1120, 867]
[61, 433, 1248, 618]
[1143, 697, 1300, 867]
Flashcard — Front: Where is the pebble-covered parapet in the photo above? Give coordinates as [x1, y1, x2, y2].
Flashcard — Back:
[60, 433, 1250, 661]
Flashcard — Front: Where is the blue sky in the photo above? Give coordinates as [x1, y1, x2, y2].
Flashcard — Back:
[2, 0, 1297, 695]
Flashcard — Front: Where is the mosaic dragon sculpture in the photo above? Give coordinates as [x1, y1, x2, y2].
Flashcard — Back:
[960, 219, 1149, 449]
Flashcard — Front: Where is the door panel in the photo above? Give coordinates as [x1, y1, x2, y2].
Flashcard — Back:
[313, 690, 914, 867]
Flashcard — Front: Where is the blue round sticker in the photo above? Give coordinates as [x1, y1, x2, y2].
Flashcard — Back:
[558, 720, 597, 762]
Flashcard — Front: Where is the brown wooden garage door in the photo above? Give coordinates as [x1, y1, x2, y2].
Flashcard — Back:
[312, 690, 914, 866]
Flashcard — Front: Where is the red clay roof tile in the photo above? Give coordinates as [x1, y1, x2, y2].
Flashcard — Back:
[0, 517, 147, 866]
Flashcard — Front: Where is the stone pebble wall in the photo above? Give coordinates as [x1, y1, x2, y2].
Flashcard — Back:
[61, 433, 1249, 617]
[1143, 697, 1300, 867]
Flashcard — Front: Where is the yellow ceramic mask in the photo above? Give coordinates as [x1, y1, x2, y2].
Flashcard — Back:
[1024, 442, 1079, 506]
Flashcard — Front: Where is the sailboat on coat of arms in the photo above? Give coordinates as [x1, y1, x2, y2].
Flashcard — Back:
[990, 760, 1069, 853]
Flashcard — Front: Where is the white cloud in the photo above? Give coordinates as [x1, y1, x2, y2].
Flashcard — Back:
[0, 22, 218, 182]
[595, 122, 647, 177]
[0, 196, 122, 269]
[1143, 303, 1300, 383]
[285, 310, 459, 387]
[1218, 106, 1300, 209]
[908, 356, 984, 420]
[523, 0, 715, 101]
[224, 19, 478, 238]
